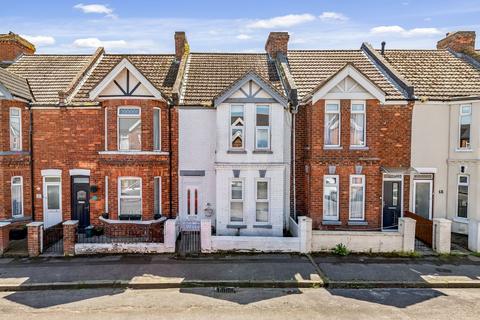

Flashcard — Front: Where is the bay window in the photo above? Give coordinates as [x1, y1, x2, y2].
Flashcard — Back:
[10, 108, 21, 151]
[230, 105, 244, 149]
[457, 175, 469, 218]
[255, 180, 269, 223]
[255, 105, 270, 149]
[118, 177, 142, 219]
[349, 175, 365, 220]
[350, 102, 366, 147]
[118, 107, 141, 151]
[459, 105, 471, 149]
[325, 102, 340, 147]
[323, 175, 339, 220]
[230, 179, 244, 222]
[11, 176, 23, 217]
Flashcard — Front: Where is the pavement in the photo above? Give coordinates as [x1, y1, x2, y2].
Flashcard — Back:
[0, 253, 480, 291]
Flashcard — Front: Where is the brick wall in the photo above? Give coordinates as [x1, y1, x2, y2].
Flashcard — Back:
[265, 32, 289, 59]
[295, 99, 413, 230]
[436, 31, 476, 53]
[0, 37, 35, 63]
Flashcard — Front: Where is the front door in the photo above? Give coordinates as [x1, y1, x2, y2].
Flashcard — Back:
[43, 176, 62, 229]
[413, 180, 433, 220]
[383, 179, 402, 230]
[71, 176, 90, 228]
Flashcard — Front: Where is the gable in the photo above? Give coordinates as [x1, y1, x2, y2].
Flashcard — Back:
[89, 58, 165, 101]
[214, 72, 287, 107]
[312, 64, 385, 103]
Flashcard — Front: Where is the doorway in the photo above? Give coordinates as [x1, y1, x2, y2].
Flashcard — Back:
[71, 176, 90, 229]
[382, 176, 403, 230]
[413, 179, 433, 220]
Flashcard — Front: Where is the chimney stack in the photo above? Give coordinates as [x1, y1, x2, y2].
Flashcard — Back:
[174, 31, 189, 61]
[437, 31, 476, 53]
[265, 32, 289, 59]
[0, 32, 35, 67]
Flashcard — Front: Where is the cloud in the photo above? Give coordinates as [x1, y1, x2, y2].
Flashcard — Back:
[236, 34, 252, 40]
[319, 12, 348, 22]
[73, 38, 127, 49]
[370, 25, 441, 37]
[74, 3, 117, 18]
[20, 35, 55, 46]
[247, 14, 315, 29]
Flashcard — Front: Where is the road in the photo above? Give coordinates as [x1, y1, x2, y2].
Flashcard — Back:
[0, 287, 479, 319]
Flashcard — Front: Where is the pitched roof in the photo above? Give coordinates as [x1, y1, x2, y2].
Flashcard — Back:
[287, 50, 405, 101]
[7, 55, 92, 104]
[180, 53, 284, 106]
[381, 49, 480, 100]
[72, 54, 178, 103]
[0, 67, 31, 101]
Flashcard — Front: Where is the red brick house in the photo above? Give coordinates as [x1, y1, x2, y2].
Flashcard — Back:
[1, 32, 186, 230]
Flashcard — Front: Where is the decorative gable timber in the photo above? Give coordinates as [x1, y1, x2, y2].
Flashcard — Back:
[310, 63, 386, 104]
[213, 71, 288, 107]
[89, 58, 166, 101]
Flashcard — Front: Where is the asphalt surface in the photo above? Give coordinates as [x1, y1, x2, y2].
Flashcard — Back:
[1, 287, 480, 319]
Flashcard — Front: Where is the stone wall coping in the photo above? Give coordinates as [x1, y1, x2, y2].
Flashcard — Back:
[99, 216, 167, 225]
[26, 222, 43, 227]
[0, 222, 12, 227]
[63, 220, 79, 226]
[433, 218, 453, 224]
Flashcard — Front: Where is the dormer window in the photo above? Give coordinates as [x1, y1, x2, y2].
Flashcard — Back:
[230, 105, 244, 149]
[10, 108, 21, 151]
[118, 107, 141, 151]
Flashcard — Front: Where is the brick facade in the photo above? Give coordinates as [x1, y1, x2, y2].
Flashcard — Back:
[0, 33, 35, 64]
[265, 32, 289, 58]
[295, 99, 413, 230]
[437, 31, 476, 53]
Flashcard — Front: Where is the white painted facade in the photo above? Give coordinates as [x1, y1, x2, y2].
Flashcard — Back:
[179, 76, 291, 236]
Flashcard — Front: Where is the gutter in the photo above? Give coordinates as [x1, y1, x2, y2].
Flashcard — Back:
[167, 98, 173, 219]
[28, 102, 34, 221]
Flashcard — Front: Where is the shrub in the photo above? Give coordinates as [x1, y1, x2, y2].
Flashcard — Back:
[333, 243, 349, 256]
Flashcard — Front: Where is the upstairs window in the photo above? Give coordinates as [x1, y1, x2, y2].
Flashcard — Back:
[10, 108, 21, 151]
[459, 105, 471, 149]
[323, 175, 339, 220]
[118, 107, 141, 151]
[119, 177, 142, 219]
[255, 105, 270, 149]
[153, 108, 161, 151]
[230, 179, 244, 222]
[350, 102, 366, 147]
[457, 175, 469, 219]
[11, 176, 23, 217]
[325, 102, 340, 147]
[230, 105, 244, 149]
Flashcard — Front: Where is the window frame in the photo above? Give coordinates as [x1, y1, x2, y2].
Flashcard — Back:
[350, 101, 366, 147]
[230, 104, 245, 150]
[154, 176, 162, 217]
[349, 174, 365, 221]
[324, 101, 341, 147]
[118, 177, 143, 218]
[11, 176, 23, 217]
[117, 106, 142, 151]
[323, 175, 340, 221]
[229, 178, 244, 223]
[153, 107, 161, 151]
[255, 104, 271, 150]
[255, 178, 270, 224]
[458, 104, 472, 150]
[456, 174, 469, 219]
[9, 107, 22, 151]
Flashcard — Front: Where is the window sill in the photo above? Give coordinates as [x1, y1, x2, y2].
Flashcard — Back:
[348, 220, 368, 226]
[323, 146, 343, 150]
[99, 151, 169, 156]
[455, 148, 473, 153]
[349, 146, 369, 151]
[0, 151, 30, 156]
[252, 150, 273, 154]
[253, 224, 272, 229]
[227, 150, 247, 154]
[322, 220, 341, 226]
[453, 217, 469, 224]
[226, 224, 247, 229]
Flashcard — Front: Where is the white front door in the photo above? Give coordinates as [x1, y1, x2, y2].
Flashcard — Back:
[413, 179, 433, 220]
[43, 177, 62, 228]
[181, 177, 203, 221]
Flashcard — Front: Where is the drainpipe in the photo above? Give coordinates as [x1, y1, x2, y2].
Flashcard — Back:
[29, 104, 35, 221]
[290, 102, 299, 220]
[167, 98, 174, 219]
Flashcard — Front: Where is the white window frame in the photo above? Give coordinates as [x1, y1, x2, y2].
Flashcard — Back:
[323, 175, 339, 221]
[11, 176, 23, 217]
[458, 104, 472, 150]
[9, 107, 22, 151]
[117, 106, 141, 151]
[349, 175, 365, 221]
[118, 177, 142, 218]
[255, 105, 271, 150]
[154, 176, 162, 217]
[229, 178, 244, 223]
[456, 174, 469, 219]
[230, 104, 245, 150]
[153, 107, 161, 151]
[324, 101, 341, 147]
[255, 178, 270, 223]
[350, 101, 366, 147]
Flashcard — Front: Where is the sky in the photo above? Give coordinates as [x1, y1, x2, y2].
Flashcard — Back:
[1, 0, 480, 54]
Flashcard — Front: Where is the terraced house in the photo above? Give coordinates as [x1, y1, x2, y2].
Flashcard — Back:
[0, 30, 480, 255]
